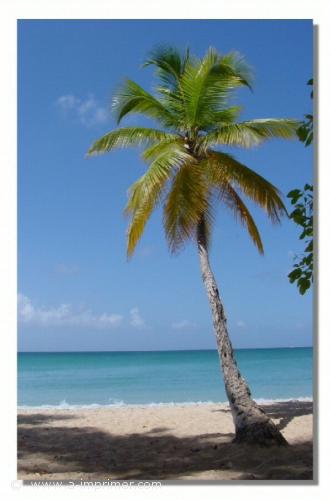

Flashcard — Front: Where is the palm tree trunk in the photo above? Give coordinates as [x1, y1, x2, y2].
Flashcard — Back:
[197, 219, 287, 446]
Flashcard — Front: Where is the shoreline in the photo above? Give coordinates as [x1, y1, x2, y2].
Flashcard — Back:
[18, 396, 313, 411]
[18, 400, 313, 481]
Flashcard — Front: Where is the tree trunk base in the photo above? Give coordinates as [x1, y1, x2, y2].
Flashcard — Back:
[233, 420, 288, 447]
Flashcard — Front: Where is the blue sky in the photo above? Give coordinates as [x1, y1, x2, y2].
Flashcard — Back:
[18, 20, 313, 352]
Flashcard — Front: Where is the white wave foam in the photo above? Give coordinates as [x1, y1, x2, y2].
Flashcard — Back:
[18, 396, 313, 410]
[254, 396, 313, 405]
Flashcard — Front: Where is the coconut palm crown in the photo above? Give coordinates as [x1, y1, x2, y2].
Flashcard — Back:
[88, 46, 298, 257]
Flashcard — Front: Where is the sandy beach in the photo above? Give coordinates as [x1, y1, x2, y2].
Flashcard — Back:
[17, 400, 313, 481]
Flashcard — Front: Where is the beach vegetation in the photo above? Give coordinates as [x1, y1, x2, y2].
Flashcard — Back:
[287, 79, 314, 295]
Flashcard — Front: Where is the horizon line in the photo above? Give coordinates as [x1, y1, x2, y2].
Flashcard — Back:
[18, 346, 313, 354]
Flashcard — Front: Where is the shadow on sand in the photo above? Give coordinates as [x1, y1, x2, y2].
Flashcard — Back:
[17, 401, 313, 481]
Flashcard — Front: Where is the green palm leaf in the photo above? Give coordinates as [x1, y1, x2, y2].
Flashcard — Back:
[143, 45, 187, 90]
[163, 162, 210, 252]
[87, 127, 178, 156]
[203, 119, 298, 148]
[218, 182, 264, 254]
[113, 79, 177, 126]
[142, 137, 184, 162]
[180, 48, 252, 130]
[206, 151, 287, 223]
[126, 145, 193, 256]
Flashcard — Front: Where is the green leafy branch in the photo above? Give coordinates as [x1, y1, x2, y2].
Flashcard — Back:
[287, 184, 313, 294]
[296, 79, 313, 147]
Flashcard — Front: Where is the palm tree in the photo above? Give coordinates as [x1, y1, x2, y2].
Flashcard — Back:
[87, 47, 298, 446]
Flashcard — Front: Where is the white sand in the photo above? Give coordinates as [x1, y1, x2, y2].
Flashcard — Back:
[18, 400, 313, 481]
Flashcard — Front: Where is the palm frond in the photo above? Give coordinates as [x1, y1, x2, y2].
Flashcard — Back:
[209, 106, 242, 126]
[203, 119, 299, 148]
[219, 182, 264, 253]
[180, 48, 218, 128]
[163, 162, 211, 252]
[87, 127, 178, 156]
[218, 51, 253, 89]
[180, 48, 252, 130]
[126, 145, 194, 256]
[112, 79, 177, 126]
[143, 46, 193, 132]
[155, 88, 187, 133]
[206, 151, 287, 223]
[142, 137, 184, 162]
[143, 45, 186, 90]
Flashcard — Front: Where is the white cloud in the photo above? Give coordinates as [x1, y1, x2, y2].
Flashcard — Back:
[237, 320, 246, 328]
[56, 93, 109, 127]
[56, 94, 80, 111]
[172, 320, 197, 330]
[129, 307, 145, 329]
[18, 294, 123, 329]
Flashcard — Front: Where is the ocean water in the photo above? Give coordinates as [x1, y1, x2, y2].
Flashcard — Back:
[17, 348, 313, 408]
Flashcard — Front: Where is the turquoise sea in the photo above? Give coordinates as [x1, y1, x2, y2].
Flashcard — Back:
[18, 348, 313, 408]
